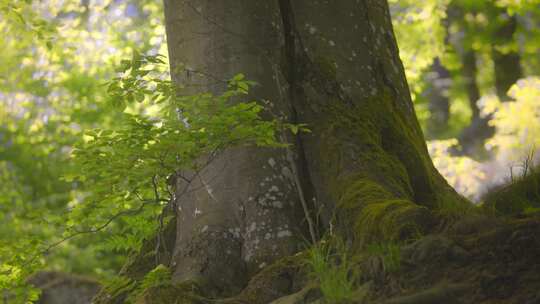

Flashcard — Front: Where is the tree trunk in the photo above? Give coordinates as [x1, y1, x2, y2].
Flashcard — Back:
[462, 51, 481, 122]
[163, 1, 307, 295]
[445, 4, 490, 154]
[458, 50, 494, 154]
[425, 58, 451, 138]
[458, 6, 522, 155]
[492, 14, 522, 100]
[96, 1, 469, 302]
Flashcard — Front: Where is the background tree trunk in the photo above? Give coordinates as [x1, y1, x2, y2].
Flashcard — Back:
[462, 50, 481, 122]
[493, 14, 522, 100]
[458, 50, 493, 154]
[457, 6, 522, 155]
[425, 58, 451, 138]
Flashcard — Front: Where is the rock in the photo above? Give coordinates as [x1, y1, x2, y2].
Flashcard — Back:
[381, 284, 468, 304]
[449, 215, 500, 235]
[402, 235, 470, 265]
[27, 271, 100, 304]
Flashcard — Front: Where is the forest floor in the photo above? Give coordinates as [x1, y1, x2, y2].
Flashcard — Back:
[368, 213, 540, 304]
[32, 215, 540, 304]
[34, 180, 540, 304]
[124, 213, 540, 304]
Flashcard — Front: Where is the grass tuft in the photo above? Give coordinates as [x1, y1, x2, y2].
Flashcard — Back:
[306, 238, 367, 303]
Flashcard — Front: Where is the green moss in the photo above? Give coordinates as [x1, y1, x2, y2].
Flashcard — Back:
[435, 189, 478, 222]
[358, 199, 426, 241]
[322, 84, 478, 241]
[336, 177, 426, 245]
[366, 241, 402, 274]
[309, 89, 461, 246]
[319, 91, 425, 199]
[338, 178, 393, 210]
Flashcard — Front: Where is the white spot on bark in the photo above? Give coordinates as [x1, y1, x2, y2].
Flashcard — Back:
[203, 182, 216, 201]
[229, 227, 241, 238]
[277, 230, 292, 238]
[281, 166, 293, 180]
[272, 201, 284, 208]
[268, 158, 276, 167]
[249, 222, 257, 233]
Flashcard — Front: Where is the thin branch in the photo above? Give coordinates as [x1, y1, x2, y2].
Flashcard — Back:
[24, 201, 150, 268]
[284, 141, 317, 244]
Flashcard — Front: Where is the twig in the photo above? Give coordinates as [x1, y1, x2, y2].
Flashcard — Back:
[23, 201, 150, 269]
[284, 143, 317, 244]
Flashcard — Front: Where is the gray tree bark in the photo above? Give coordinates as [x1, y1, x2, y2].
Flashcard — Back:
[163, 1, 307, 295]
[94, 1, 468, 302]
[162, 0, 465, 295]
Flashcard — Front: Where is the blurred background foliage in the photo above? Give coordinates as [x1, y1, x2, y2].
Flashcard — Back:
[390, 0, 540, 200]
[0, 0, 168, 299]
[1, 0, 540, 302]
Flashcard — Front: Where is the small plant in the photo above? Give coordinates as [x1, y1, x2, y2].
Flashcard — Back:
[483, 151, 540, 215]
[121, 264, 171, 303]
[103, 275, 137, 296]
[306, 238, 364, 303]
[140, 264, 171, 290]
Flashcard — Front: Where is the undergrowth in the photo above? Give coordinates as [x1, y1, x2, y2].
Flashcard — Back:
[483, 157, 540, 215]
[306, 238, 366, 304]
[434, 152, 540, 221]
[365, 242, 402, 275]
